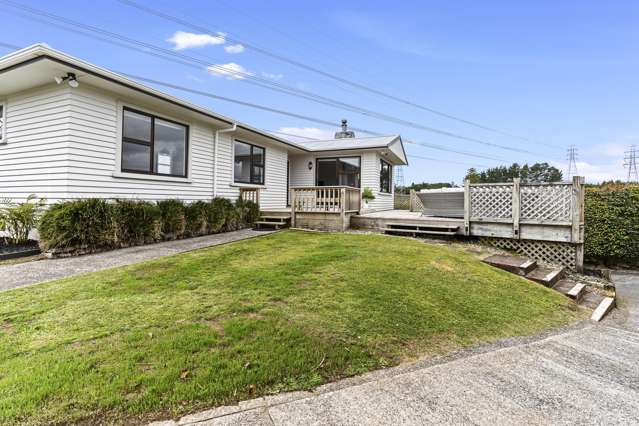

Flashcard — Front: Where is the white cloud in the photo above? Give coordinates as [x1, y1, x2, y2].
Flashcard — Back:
[551, 159, 627, 183]
[276, 127, 334, 142]
[207, 62, 254, 80]
[224, 43, 245, 54]
[168, 31, 225, 50]
[261, 71, 283, 80]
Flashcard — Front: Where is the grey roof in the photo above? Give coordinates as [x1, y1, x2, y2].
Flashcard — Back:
[294, 135, 401, 151]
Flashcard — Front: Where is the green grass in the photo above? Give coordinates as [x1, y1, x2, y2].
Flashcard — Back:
[0, 231, 584, 424]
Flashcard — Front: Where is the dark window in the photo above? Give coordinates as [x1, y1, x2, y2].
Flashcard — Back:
[380, 159, 392, 193]
[121, 107, 188, 178]
[234, 140, 265, 185]
[316, 157, 360, 187]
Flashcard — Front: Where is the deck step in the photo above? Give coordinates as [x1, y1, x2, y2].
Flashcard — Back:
[482, 254, 537, 276]
[385, 223, 459, 230]
[381, 228, 457, 236]
[580, 291, 606, 310]
[591, 297, 616, 322]
[259, 215, 291, 220]
[525, 266, 564, 287]
[552, 280, 586, 301]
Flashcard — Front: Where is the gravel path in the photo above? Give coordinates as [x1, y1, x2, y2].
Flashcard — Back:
[0, 229, 276, 292]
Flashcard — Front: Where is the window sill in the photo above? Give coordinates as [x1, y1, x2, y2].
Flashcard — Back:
[378, 191, 393, 196]
[230, 183, 267, 189]
[112, 171, 192, 183]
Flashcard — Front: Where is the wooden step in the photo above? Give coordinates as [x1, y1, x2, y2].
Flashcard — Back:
[552, 280, 586, 301]
[482, 254, 537, 276]
[259, 216, 291, 221]
[385, 223, 459, 231]
[580, 291, 606, 310]
[525, 266, 564, 287]
[591, 297, 615, 322]
[382, 228, 457, 236]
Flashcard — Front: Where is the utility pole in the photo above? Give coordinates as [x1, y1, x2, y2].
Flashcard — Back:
[624, 145, 639, 183]
[566, 145, 578, 179]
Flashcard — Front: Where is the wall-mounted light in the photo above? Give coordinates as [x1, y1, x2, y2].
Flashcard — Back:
[307, 161, 313, 170]
[54, 72, 79, 88]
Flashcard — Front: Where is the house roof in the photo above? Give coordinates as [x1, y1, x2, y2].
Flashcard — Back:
[0, 44, 407, 163]
[294, 135, 408, 165]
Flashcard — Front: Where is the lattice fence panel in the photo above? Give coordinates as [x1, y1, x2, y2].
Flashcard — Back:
[409, 193, 424, 212]
[480, 237, 577, 270]
[394, 194, 410, 210]
[470, 185, 512, 219]
[520, 185, 571, 222]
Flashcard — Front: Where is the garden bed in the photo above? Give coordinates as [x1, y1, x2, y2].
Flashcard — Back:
[0, 238, 40, 261]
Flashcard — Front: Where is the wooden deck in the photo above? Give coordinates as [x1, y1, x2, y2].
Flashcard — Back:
[351, 210, 465, 235]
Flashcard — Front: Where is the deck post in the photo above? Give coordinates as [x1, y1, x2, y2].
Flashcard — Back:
[340, 187, 347, 231]
[290, 189, 296, 228]
[571, 176, 585, 243]
[463, 180, 471, 236]
[409, 189, 416, 212]
[512, 178, 521, 239]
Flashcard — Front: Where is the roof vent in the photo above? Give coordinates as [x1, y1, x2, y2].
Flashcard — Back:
[334, 119, 355, 139]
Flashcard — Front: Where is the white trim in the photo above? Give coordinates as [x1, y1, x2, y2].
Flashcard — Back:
[213, 123, 237, 197]
[0, 99, 6, 143]
[229, 183, 266, 189]
[112, 171, 192, 183]
[114, 101, 193, 180]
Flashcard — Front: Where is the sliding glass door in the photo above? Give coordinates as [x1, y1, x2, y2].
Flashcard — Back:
[316, 157, 360, 188]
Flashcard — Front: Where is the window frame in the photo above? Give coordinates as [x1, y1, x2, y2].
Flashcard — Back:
[233, 139, 266, 185]
[0, 100, 6, 143]
[379, 159, 393, 193]
[120, 106, 189, 178]
[315, 156, 361, 188]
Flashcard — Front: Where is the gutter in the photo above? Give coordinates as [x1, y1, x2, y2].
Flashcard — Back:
[213, 123, 237, 197]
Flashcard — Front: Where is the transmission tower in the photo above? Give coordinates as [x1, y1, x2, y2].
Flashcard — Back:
[566, 145, 579, 178]
[624, 145, 639, 183]
[394, 165, 405, 188]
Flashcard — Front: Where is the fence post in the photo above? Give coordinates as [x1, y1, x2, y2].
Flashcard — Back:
[512, 178, 521, 239]
[409, 189, 416, 212]
[572, 176, 585, 272]
[464, 180, 471, 236]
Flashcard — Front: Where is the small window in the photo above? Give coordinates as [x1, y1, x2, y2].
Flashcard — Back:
[234, 140, 265, 185]
[380, 159, 392, 193]
[121, 107, 188, 177]
[0, 103, 5, 142]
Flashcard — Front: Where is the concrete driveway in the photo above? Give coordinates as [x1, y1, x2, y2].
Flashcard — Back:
[157, 321, 639, 426]
[609, 270, 639, 330]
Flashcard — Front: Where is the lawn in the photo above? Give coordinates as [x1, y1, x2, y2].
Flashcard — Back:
[0, 231, 584, 424]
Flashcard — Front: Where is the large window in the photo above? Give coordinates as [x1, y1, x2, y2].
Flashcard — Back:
[380, 159, 392, 193]
[121, 107, 188, 177]
[316, 157, 360, 188]
[234, 140, 265, 185]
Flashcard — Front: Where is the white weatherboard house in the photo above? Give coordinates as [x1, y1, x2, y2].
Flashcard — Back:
[0, 44, 407, 229]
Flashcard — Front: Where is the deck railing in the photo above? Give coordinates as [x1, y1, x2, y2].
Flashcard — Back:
[239, 187, 260, 205]
[291, 186, 361, 213]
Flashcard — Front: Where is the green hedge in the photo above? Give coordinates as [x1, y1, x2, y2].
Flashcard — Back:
[584, 185, 639, 265]
[38, 197, 259, 253]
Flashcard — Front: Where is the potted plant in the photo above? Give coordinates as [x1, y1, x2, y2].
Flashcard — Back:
[361, 187, 375, 209]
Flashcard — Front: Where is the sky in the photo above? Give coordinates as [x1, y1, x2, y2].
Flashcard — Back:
[2, 0, 638, 185]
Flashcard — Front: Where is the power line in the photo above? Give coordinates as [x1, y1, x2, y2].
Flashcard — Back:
[117, 0, 555, 149]
[0, 0, 548, 158]
[624, 145, 638, 183]
[566, 145, 578, 178]
[0, 1, 548, 161]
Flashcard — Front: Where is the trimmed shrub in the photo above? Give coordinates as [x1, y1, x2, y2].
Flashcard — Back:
[185, 201, 209, 237]
[157, 199, 186, 240]
[207, 197, 232, 233]
[235, 198, 260, 228]
[112, 200, 161, 246]
[37, 196, 260, 255]
[584, 185, 639, 266]
[39, 199, 114, 251]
